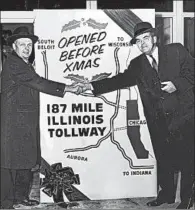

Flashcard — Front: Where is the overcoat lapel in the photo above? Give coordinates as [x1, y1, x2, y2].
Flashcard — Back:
[158, 45, 168, 80]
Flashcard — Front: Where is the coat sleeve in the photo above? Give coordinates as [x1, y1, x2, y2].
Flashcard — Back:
[172, 43, 194, 93]
[91, 60, 138, 96]
[9, 61, 66, 97]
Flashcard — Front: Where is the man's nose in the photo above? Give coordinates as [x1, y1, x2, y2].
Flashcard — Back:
[25, 45, 30, 50]
[140, 40, 146, 45]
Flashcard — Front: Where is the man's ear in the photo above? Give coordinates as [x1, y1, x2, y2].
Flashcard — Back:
[153, 36, 157, 44]
[12, 43, 16, 51]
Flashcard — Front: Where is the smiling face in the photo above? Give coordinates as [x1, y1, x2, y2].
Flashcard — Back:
[13, 38, 33, 62]
[135, 32, 157, 55]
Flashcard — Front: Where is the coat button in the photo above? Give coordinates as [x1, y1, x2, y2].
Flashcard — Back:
[56, 88, 60, 92]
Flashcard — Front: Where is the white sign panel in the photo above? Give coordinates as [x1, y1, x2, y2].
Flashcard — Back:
[34, 9, 157, 202]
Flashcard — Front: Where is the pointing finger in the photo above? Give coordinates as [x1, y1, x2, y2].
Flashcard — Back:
[161, 81, 169, 85]
[161, 86, 168, 91]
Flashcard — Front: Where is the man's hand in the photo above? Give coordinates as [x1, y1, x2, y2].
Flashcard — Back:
[74, 82, 92, 93]
[64, 82, 92, 95]
[64, 84, 83, 95]
[161, 81, 177, 93]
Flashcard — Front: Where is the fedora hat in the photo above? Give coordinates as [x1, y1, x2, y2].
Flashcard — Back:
[130, 22, 157, 45]
[7, 26, 38, 45]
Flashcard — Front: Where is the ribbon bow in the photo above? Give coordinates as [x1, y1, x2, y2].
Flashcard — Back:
[40, 163, 80, 199]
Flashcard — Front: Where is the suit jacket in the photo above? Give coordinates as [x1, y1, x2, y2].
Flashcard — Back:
[91, 43, 194, 156]
[1, 52, 66, 169]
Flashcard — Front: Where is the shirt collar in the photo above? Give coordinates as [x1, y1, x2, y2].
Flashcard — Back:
[146, 46, 159, 65]
[152, 46, 158, 63]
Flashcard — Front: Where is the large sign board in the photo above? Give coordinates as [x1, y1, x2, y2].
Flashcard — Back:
[34, 9, 157, 202]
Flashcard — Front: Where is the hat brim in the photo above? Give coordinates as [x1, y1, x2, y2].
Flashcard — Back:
[130, 28, 157, 45]
[7, 34, 38, 46]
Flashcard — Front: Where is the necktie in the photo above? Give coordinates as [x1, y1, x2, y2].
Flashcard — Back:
[149, 55, 158, 72]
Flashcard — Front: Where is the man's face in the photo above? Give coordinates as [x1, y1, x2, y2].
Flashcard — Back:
[135, 32, 157, 55]
[13, 38, 33, 60]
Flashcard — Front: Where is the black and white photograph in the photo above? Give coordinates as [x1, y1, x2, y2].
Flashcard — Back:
[0, 0, 194, 209]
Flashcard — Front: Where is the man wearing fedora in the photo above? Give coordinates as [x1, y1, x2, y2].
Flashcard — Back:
[75, 22, 194, 209]
[0, 26, 81, 208]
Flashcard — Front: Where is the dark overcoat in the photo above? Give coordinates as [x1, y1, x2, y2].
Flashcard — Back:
[91, 43, 194, 158]
[1, 52, 66, 169]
